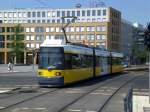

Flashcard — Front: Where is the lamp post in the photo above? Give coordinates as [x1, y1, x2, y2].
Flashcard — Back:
[94, 32, 97, 47]
[32, 49, 37, 71]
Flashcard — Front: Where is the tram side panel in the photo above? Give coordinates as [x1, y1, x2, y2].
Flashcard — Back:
[63, 53, 94, 84]
[111, 57, 123, 73]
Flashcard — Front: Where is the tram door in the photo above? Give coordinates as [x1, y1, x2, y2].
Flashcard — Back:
[100, 57, 109, 75]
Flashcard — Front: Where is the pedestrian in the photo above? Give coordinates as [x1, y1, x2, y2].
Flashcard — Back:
[8, 62, 12, 72]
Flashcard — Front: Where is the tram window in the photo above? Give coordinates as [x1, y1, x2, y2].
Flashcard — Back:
[72, 54, 81, 69]
[80, 55, 88, 67]
[96, 56, 100, 66]
[112, 58, 122, 65]
[65, 53, 72, 69]
[85, 55, 93, 67]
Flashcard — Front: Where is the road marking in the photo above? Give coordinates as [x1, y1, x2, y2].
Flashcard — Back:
[90, 92, 111, 95]
[0, 107, 5, 109]
[68, 109, 82, 112]
[12, 107, 48, 112]
[86, 110, 96, 112]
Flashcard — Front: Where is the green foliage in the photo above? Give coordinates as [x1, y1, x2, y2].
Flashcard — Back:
[132, 43, 148, 64]
[10, 24, 25, 63]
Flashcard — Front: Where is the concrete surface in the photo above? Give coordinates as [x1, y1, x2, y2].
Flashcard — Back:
[0, 64, 38, 73]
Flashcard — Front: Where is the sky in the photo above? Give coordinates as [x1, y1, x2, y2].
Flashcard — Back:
[0, 0, 149, 26]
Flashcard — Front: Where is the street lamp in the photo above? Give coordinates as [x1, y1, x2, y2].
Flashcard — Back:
[32, 48, 38, 71]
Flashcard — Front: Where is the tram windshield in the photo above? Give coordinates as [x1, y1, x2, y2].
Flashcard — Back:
[39, 47, 64, 69]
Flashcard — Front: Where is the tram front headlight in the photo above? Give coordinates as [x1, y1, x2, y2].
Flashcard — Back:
[55, 72, 61, 76]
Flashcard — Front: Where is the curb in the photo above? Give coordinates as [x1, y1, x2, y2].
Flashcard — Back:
[124, 67, 148, 71]
[0, 70, 36, 74]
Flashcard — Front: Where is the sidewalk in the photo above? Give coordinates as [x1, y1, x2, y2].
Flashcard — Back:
[0, 64, 38, 73]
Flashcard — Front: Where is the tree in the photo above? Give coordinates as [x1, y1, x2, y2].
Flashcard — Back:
[131, 38, 148, 65]
[10, 24, 25, 64]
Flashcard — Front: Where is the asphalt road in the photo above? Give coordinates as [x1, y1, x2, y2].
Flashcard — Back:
[0, 71, 147, 112]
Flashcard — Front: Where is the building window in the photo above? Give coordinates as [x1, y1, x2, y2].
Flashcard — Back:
[87, 10, 90, 16]
[102, 35, 106, 40]
[52, 11, 56, 17]
[27, 12, 31, 17]
[82, 10, 85, 16]
[26, 44, 30, 48]
[56, 27, 60, 32]
[81, 35, 85, 40]
[42, 20, 45, 23]
[62, 11, 65, 17]
[55, 35, 64, 40]
[45, 35, 51, 40]
[102, 26, 106, 31]
[47, 11, 51, 17]
[47, 20, 50, 23]
[32, 20, 36, 23]
[50, 27, 55, 32]
[31, 44, 34, 48]
[97, 26, 102, 31]
[36, 35, 44, 41]
[57, 11, 60, 17]
[67, 11, 70, 16]
[31, 35, 34, 40]
[57, 19, 60, 23]
[81, 27, 84, 32]
[23, 13, 27, 17]
[36, 44, 40, 48]
[87, 26, 95, 32]
[0, 13, 2, 18]
[30, 28, 35, 32]
[66, 27, 70, 32]
[32, 12, 36, 17]
[52, 19, 55, 23]
[35, 27, 44, 32]
[18, 13, 22, 18]
[26, 35, 30, 40]
[37, 12, 41, 17]
[27, 20, 31, 23]
[96, 35, 102, 40]
[42, 11, 46, 17]
[70, 35, 75, 40]
[87, 34, 94, 40]
[70, 27, 74, 32]
[26, 28, 30, 32]
[77, 11, 80, 16]
[8, 13, 13, 18]
[76, 35, 80, 40]
[97, 18, 102, 22]
[92, 18, 96, 22]
[92, 10, 96, 16]
[37, 20, 41, 23]
[13, 13, 17, 18]
[76, 27, 80, 32]
[103, 9, 106, 16]
[72, 11, 75, 16]
[0, 35, 5, 41]
[97, 10, 101, 16]
[46, 27, 50, 32]
[4, 13, 8, 17]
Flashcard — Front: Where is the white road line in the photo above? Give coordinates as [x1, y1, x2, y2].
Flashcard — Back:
[0, 90, 11, 93]
[0, 107, 5, 109]
[68, 109, 82, 112]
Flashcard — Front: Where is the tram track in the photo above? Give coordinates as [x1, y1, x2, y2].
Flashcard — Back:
[0, 87, 60, 111]
[0, 71, 145, 112]
[57, 72, 143, 112]
[97, 73, 144, 112]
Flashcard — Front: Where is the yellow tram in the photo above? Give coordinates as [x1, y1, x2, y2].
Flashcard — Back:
[37, 39, 123, 86]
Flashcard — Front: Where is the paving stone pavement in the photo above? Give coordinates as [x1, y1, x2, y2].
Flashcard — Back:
[0, 64, 38, 73]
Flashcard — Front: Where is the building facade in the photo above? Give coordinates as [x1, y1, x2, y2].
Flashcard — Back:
[0, 7, 121, 64]
[121, 19, 133, 63]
